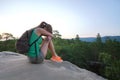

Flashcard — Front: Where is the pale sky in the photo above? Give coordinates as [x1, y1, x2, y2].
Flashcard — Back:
[0, 0, 120, 38]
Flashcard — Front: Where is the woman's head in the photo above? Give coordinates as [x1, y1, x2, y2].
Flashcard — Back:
[45, 24, 52, 34]
[38, 21, 53, 34]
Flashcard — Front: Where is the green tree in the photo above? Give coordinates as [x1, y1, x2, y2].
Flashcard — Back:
[53, 30, 61, 38]
[95, 33, 103, 54]
[99, 53, 120, 80]
[75, 34, 80, 40]
[104, 37, 120, 59]
[2, 33, 14, 41]
[96, 33, 102, 43]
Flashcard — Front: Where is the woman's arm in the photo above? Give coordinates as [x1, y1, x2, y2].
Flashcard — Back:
[35, 28, 53, 37]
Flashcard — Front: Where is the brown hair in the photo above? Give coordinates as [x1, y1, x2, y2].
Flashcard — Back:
[37, 21, 53, 34]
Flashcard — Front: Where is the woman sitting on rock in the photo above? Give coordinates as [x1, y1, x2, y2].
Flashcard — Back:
[28, 21, 63, 64]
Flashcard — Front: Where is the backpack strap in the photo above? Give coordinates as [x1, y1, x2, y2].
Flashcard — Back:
[29, 35, 41, 47]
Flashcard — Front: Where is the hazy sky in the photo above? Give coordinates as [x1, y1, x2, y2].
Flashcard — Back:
[0, 0, 120, 38]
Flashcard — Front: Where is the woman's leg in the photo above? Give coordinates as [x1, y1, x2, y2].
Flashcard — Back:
[48, 40, 63, 62]
[41, 37, 63, 62]
[48, 40, 58, 57]
[40, 37, 51, 57]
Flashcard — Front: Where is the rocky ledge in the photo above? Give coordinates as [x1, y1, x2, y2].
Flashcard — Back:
[0, 51, 107, 80]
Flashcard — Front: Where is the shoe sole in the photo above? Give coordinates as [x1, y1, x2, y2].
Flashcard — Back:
[50, 58, 63, 63]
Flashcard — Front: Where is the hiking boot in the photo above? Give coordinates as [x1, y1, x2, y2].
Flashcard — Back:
[50, 56, 63, 62]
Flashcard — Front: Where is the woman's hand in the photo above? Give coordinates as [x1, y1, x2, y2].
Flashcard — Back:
[47, 36, 52, 40]
[45, 36, 52, 42]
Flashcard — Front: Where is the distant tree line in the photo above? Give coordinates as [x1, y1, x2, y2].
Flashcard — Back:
[0, 31, 120, 80]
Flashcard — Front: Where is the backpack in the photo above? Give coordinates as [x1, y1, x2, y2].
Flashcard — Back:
[15, 28, 41, 55]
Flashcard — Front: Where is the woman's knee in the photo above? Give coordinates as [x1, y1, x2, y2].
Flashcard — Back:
[44, 36, 52, 42]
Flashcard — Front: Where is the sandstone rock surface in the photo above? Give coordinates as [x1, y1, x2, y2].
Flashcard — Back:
[0, 51, 107, 80]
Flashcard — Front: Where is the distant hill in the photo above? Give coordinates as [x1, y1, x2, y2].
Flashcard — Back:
[80, 36, 120, 42]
